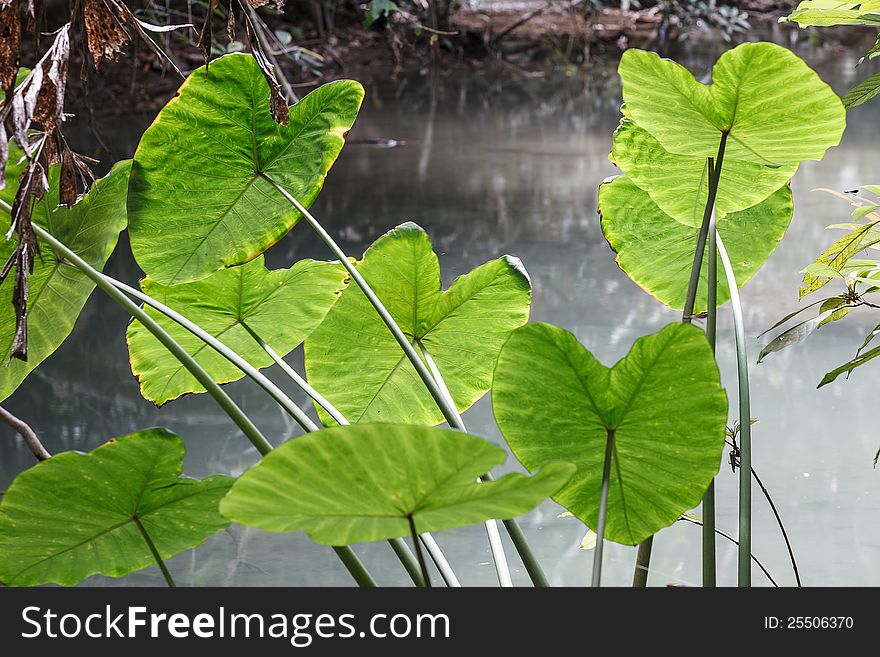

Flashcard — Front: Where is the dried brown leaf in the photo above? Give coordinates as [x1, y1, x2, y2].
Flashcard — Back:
[59, 142, 76, 206]
[198, 0, 219, 69]
[83, 0, 129, 69]
[0, 0, 21, 99]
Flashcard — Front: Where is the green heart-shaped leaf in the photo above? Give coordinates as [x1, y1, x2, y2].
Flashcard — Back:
[304, 222, 531, 426]
[610, 119, 797, 227]
[219, 423, 575, 545]
[599, 175, 793, 311]
[0, 428, 233, 586]
[0, 159, 130, 402]
[492, 322, 728, 546]
[126, 255, 346, 404]
[619, 42, 845, 166]
[127, 53, 364, 285]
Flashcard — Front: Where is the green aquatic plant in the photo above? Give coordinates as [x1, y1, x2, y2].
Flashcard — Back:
[0, 40, 850, 590]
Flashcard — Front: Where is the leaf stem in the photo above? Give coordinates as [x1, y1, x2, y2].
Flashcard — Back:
[419, 533, 461, 587]
[29, 223, 275, 457]
[592, 429, 614, 587]
[408, 515, 432, 588]
[703, 203, 718, 588]
[716, 229, 752, 587]
[418, 342, 513, 587]
[101, 275, 319, 433]
[24, 220, 375, 588]
[261, 178, 546, 586]
[632, 538, 652, 587]
[332, 546, 377, 588]
[240, 322, 348, 426]
[132, 516, 176, 588]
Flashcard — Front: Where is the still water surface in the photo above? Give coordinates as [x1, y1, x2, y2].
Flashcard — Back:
[3, 40, 880, 586]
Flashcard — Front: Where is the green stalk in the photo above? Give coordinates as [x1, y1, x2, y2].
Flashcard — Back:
[25, 220, 375, 589]
[632, 539, 652, 587]
[420, 533, 461, 587]
[389, 537, 426, 587]
[592, 430, 614, 587]
[239, 321, 348, 426]
[31, 223, 274, 457]
[332, 546, 377, 588]
[408, 516, 432, 588]
[715, 229, 752, 587]
[703, 207, 718, 588]
[262, 177, 547, 586]
[418, 342, 513, 587]
[101, 275, 319, 432]
[106, 275, 434, 587]
[133, 516, 176, 588]
[634, 143, 727, 587]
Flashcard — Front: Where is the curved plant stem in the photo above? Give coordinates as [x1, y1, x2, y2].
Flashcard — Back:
[133, 516, 176, 588]
[678, 516, 777, 587]
[751, 466, 801, 587]
[716, 229, 752, 588]
[408, 516, 431, 588]
[420, 533, 461, 587]
[0, 405, 50, 461]
[106, 277, 437, 588]
[419, 342, 513, 588]
[25, 220, 375, 588]
[703, 206, 718, 588]
[240, 322, 348, 426]
[389, 536, 426, 587]
[592, 429, 614, 587]
[332, 546, 377, 588]
[100, 275, 319, 433]
[30, 223, 275, 457]
[262, 176, 547, 586]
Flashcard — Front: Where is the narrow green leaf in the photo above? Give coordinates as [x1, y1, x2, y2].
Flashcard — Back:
[220, 424, 575, 545]
[842, 71, 880, 110]
[801, 221, 879, 297]
[0, 428, 233, 586]
[492, 322, 728, 546]
[820, 343, 880, 386]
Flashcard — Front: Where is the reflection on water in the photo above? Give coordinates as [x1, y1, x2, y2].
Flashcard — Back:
[4, 38, 880, 586]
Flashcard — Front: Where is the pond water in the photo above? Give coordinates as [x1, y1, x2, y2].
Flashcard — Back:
[3, 36, 880, 587]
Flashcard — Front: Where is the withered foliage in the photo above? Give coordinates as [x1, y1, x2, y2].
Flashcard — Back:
[0, 0, 21, 100]
[240, 2, 288, 125]
[83, 0, 128, 69]
[0, 1, 289, 361]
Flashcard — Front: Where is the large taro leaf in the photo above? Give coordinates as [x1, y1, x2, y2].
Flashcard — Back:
[126, 255, 346, 404]
[599, 175, 793, 311]
[0, 160, 130, 403]
[304, 222, 531, 426]
[610, 119, 797, 228]
[781, 1, 880, 27]
[127, 53, 364, 286]
[618, 43, 845, 167]
[492, 322, 728, 546]
[219, 423, 575, 544]
[0, 428, 233, 586]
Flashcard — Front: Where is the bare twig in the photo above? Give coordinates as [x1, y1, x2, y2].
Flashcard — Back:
[492, 3, 552, 48]
[0, 405, 50, 461]
[677, 515, 778, 587]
